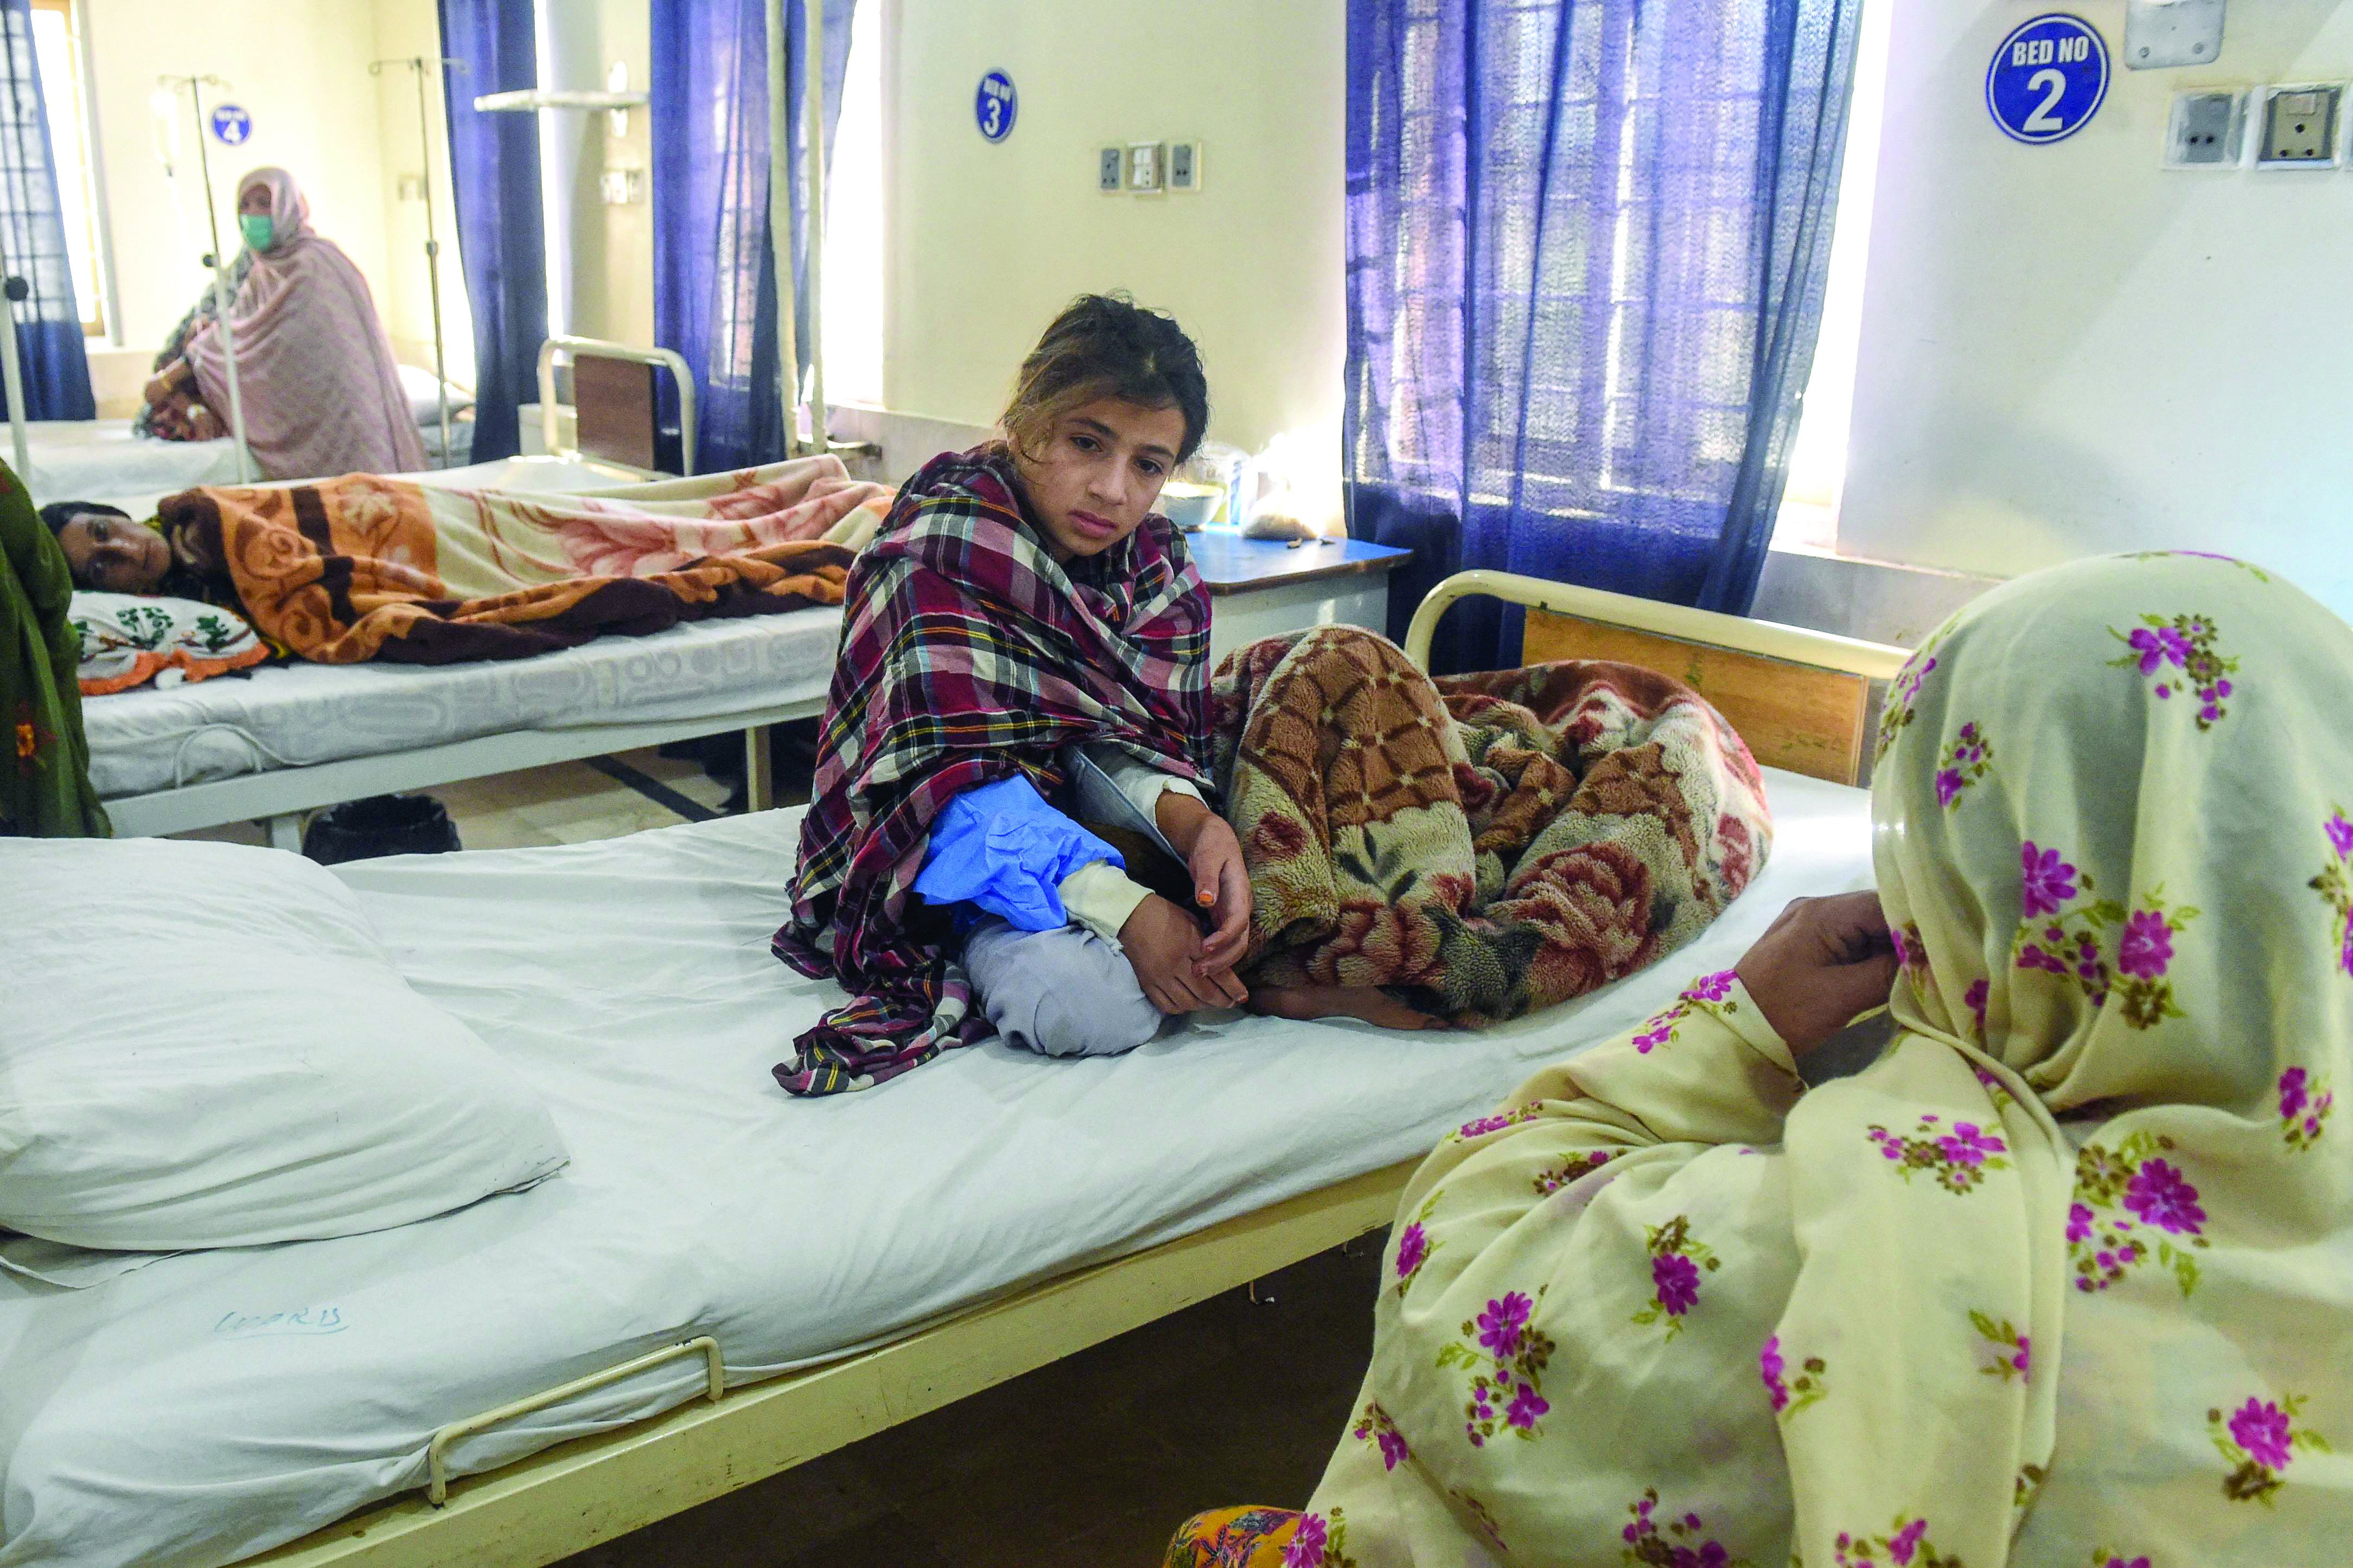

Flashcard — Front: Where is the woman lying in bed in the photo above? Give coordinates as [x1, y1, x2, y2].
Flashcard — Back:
[41, 456, 891, 670]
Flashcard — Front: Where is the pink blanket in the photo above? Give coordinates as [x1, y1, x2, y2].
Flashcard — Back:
[185, 167, 429, 482]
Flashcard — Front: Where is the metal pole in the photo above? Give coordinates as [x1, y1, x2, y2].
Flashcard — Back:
[0, 273, 31, 480]
[171, 74, 251, 482]
[374, 56, 463, 468]
[800, 0, 827, 456]
[765, 0, 804, 458]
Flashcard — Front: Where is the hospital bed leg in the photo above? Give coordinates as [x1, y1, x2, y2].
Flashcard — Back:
[743, 726, 775, 814]
[265, 812, 303, 853]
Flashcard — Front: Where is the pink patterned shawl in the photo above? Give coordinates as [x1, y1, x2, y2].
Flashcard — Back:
[184, 167, 429, 482]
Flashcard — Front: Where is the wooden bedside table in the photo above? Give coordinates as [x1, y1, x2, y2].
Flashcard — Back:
[1184, 532, 1412, 662]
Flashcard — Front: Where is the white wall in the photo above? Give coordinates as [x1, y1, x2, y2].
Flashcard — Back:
[881, 0, 1346, 463]
[82, 0, 393, 355]
[1840, 3, 2353, 613]
[535, 0, 653, 345]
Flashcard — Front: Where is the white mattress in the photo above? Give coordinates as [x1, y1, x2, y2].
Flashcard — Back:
[84, 608, 847, 800]
[18, 419, 244, 510]
[0, 771, 1874, 1568]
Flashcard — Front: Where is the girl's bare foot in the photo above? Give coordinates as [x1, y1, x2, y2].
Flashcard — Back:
[1248, 984, 1444, 1031]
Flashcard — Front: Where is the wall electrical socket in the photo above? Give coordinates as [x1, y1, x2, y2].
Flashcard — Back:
[2124, 0, 2226, 71]
[2163, 89, 2242, 168]
[2255, 82, 2344, 168]
[1099, 146, 1124, 193]
[1126, 140, 1165, 194]
[1168, 139, 1201, 191]
[599, 168, 645, 205]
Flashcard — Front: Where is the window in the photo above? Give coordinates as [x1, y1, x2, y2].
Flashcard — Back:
[818, 0, 883, 408]
[29, 0, 106, 337]
[1771, 0, 1892, 556]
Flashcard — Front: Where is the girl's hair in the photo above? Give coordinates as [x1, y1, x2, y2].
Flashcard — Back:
[39, 500, 130, 536]
[1000, 293, 1209, 464]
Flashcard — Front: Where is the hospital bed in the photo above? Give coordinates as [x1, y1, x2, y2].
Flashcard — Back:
[18, 368, 479, 516]
[0, 572, 1907, 1568]
[81, 341, 817, 850]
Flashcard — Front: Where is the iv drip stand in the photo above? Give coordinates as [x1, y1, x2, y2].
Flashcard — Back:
[157, 73, 252, 483]
[372, 56, 464, 468]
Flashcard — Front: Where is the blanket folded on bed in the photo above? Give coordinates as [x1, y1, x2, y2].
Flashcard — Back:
[1213, 626, 1772, 1023]
[154, 456, 890, 664]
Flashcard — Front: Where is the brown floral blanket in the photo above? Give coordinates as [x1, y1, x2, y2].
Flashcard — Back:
[152, 457, 886, 665]
[1211, 626, 1772, 1024]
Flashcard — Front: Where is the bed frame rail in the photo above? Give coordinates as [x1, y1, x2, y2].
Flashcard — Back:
[1404, 568, 1911, 786]
[536, 337, 697, 479]
[248, 1160, 1415, 1567]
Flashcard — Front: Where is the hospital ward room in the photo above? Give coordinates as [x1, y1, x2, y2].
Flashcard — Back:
[8, 0, 2353, 1564]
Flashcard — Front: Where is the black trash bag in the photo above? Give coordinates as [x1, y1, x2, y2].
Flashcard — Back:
[301, 793, 461, 865]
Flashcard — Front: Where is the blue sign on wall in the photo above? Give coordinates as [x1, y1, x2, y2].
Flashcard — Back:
[209, 104, 253, 146]
[1986, 15, 2108, 145]
[975, 70, 1017, 143]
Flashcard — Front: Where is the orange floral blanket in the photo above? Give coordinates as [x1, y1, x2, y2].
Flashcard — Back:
[154, 457, 890, 664]
[1211, 626, 1772, 1025]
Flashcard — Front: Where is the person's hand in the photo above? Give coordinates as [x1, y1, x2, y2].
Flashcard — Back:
[1122, 893, 1246, 1015]
[183, 402, 224, 441]
[143, 360, 189, 407]
[1732, 891, 1899, 1056]
[1156, 791, 1254, 981]
[1183, 815, 1251, 977]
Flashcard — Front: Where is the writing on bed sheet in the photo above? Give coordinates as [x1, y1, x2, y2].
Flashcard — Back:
[214, 1307, 347, 1338]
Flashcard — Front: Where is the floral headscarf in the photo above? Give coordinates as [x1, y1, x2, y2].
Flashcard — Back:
[1252, 551, 2352, 1568]
[1785, 548, 2353, 1556]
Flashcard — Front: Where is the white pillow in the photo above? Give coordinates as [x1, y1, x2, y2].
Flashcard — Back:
[0, 837, 567, 1251]
[397, 362, 475, 427]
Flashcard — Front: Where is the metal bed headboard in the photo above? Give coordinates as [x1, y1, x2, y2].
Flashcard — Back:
[535, 336, 698, 479]
[1405, 568, 1913, 786]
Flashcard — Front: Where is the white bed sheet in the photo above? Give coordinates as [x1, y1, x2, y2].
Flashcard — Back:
[0, 771, 1874, 1568]
[18, 419, 244, 510]
[84, 608, 846, 800]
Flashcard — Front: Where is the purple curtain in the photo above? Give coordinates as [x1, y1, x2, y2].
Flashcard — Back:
[438, 0, 546, 463]
[652, 0, 855, 473]
[1348, 0, 1860, 670]
[1, 0, 92, 421]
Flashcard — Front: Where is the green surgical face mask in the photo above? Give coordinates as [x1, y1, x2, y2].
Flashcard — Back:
[238, 214, 274, 253]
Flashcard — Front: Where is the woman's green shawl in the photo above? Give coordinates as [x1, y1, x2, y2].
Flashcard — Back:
[1, 460, 109, 836]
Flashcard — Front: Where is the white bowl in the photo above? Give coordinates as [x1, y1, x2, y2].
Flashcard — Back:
[1157, 483, 1223, 531]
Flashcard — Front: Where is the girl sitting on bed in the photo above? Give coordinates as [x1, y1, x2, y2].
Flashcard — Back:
[773, 293, 1250, 1095]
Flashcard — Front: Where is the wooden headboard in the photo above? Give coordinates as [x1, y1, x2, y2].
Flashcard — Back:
[1403, 569, 1912, 786]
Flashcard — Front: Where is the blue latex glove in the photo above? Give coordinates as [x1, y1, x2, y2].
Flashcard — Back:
[913, 775, 1125, 932]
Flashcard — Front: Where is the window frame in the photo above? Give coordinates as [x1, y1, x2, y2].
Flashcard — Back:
[29, 0, 111, 340]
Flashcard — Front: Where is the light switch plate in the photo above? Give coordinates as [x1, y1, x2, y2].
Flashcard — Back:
[1099, 146, 1124, 193]
[2163, 88, 2242, 168]
[1126, 140, 1164, 194]
[2255, 81, 2345, 168]
[2125, 0, 2226, 71]
[1168, 139, 1201, 191]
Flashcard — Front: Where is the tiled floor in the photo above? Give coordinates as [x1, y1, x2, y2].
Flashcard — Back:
[173, 748, 1372, 1567]
[171, 744, 751, 852]
[552, 1241, 1380, 1568]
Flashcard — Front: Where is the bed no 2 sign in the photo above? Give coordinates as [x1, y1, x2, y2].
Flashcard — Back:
[1987, 14, 2109, 145]
[976, 70, 1017, 142]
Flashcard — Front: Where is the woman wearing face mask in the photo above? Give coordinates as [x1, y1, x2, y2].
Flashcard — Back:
[774, 294, 1249, 1095]
[139, 168, 426, 479]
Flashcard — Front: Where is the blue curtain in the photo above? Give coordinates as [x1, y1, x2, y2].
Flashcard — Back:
[438, 0, 547, 464]
[652, 0, 854, 473]
[1347, 0, 1859, 671]
[0, 0, 91, 421]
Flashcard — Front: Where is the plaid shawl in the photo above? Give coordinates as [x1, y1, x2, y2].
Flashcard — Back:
[773, 445, 1211, 1095]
